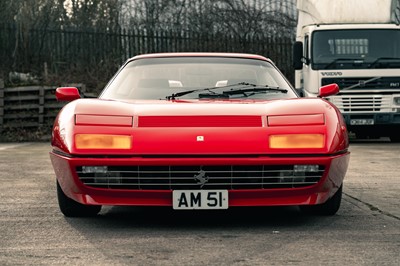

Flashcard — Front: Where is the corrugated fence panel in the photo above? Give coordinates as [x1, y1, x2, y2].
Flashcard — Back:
[0, 85, 65, 128]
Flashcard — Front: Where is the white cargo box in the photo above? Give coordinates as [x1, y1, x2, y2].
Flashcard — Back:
[297, 0, 400, 26]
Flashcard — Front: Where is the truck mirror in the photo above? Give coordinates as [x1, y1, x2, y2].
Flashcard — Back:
[293, 41, 304, 70]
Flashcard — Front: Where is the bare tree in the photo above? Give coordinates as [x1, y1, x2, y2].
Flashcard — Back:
[65, 0, 122, 30]
[210, 0, 295, 38]
[121, 0, 188, 32]
[120, 0, 295, 36]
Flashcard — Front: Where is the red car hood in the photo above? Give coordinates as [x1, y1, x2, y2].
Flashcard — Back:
[74, 98, 327, 117]
[53, 98, 347, 155]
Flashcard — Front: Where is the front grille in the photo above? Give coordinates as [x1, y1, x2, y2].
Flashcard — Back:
[322, 77, 399, 113]
[76, 165, 325, 190]
[327, 94, 393, 113]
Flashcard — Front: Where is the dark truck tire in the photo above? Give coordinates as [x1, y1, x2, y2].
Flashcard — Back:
[389, 134, 400, 143]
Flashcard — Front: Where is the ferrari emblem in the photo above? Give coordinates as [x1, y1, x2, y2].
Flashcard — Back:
[194, 169, 209, 188]
[196, 136, 204, 141]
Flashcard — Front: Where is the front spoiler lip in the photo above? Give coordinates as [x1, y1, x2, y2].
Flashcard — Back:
[78, 189, 330, 207]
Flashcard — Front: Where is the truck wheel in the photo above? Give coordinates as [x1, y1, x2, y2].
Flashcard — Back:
[389, 134, 400, 143]
[356, 133, 367, 139]
[57, 180, 101, 217]
[300, 185, 342, 216]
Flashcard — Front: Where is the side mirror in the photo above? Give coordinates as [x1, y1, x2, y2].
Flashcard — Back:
[293, 41, 303, 70]
[318, 83, 339, 98]
[55, 87, 81, 101]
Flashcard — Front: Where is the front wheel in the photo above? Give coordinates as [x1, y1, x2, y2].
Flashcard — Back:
[57, 180, 101, 217]
[300, 185, 343, 216]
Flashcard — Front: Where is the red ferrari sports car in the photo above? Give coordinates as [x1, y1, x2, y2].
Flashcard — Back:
[50, 53, 350, 217]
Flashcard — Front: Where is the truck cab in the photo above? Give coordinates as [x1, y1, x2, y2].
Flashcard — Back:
[293, 0, 400, 141]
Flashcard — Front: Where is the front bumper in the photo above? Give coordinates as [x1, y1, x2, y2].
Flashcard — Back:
[343, 113, 400, 125]
[50, 151, 350, 207]
[342, 113, 400, 134]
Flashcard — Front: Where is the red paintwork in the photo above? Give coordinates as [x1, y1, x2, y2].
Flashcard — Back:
[51, 98, 347, 155]
[129, 52, 270, 61]
[138, 115, 262, 127]
[50, 53, 349, 208]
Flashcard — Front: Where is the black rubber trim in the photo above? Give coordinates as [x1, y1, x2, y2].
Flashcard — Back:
[52, 149, 73, 158]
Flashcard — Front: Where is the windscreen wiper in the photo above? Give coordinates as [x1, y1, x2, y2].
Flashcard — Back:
[198, 85, 287, 99]
[222, 86, 287, 96]
[368, 57, 400, 68]
[166, 82, 258, 100]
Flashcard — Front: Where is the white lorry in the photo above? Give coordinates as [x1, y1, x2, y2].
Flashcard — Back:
[293, 0, 400, 141]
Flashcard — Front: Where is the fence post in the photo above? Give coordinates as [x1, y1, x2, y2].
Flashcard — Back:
[39, 87, 44, 124]
[0, 79, 4, 126]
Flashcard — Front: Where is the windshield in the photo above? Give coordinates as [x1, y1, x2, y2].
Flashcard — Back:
[100, 57, 296, 100]
[312, 29, 400, 70]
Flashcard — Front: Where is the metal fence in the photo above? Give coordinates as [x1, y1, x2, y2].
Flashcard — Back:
[0, 24, 295, 87]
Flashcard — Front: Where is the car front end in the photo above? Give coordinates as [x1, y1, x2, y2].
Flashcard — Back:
[50, 53, 349, 216]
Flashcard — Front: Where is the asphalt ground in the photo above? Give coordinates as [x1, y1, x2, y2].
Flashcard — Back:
[0, 141, 399, 265]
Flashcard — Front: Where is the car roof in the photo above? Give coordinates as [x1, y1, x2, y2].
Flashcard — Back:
[128, 52, 271, 62]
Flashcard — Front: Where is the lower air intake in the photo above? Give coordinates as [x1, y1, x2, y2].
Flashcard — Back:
[76, 165, 325, 190]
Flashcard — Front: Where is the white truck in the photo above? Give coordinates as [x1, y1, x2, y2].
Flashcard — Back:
[293, 0, 400, 141]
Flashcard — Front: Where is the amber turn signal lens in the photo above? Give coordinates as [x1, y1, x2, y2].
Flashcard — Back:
[75, 134, 132, 149]
[269, 134, 324, 149]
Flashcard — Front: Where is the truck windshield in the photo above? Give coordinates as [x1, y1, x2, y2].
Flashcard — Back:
[312, 29, 400, 70]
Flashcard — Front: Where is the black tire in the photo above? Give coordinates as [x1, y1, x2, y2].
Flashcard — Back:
[300, 185, 342, 216]
[389, 134, 400, 143]
[355, 132, 368, 140]
[57, 180, 101, 217]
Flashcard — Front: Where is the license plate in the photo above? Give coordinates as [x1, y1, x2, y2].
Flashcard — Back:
[173, 190, 228, 210]
[350, 119, 374, 125]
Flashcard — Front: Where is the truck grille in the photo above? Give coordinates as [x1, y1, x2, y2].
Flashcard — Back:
[76, 165, 325, 190]
[327, 94, 393, 112]
[322, 77, 399, 113]
[322, 77, 400, 90]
